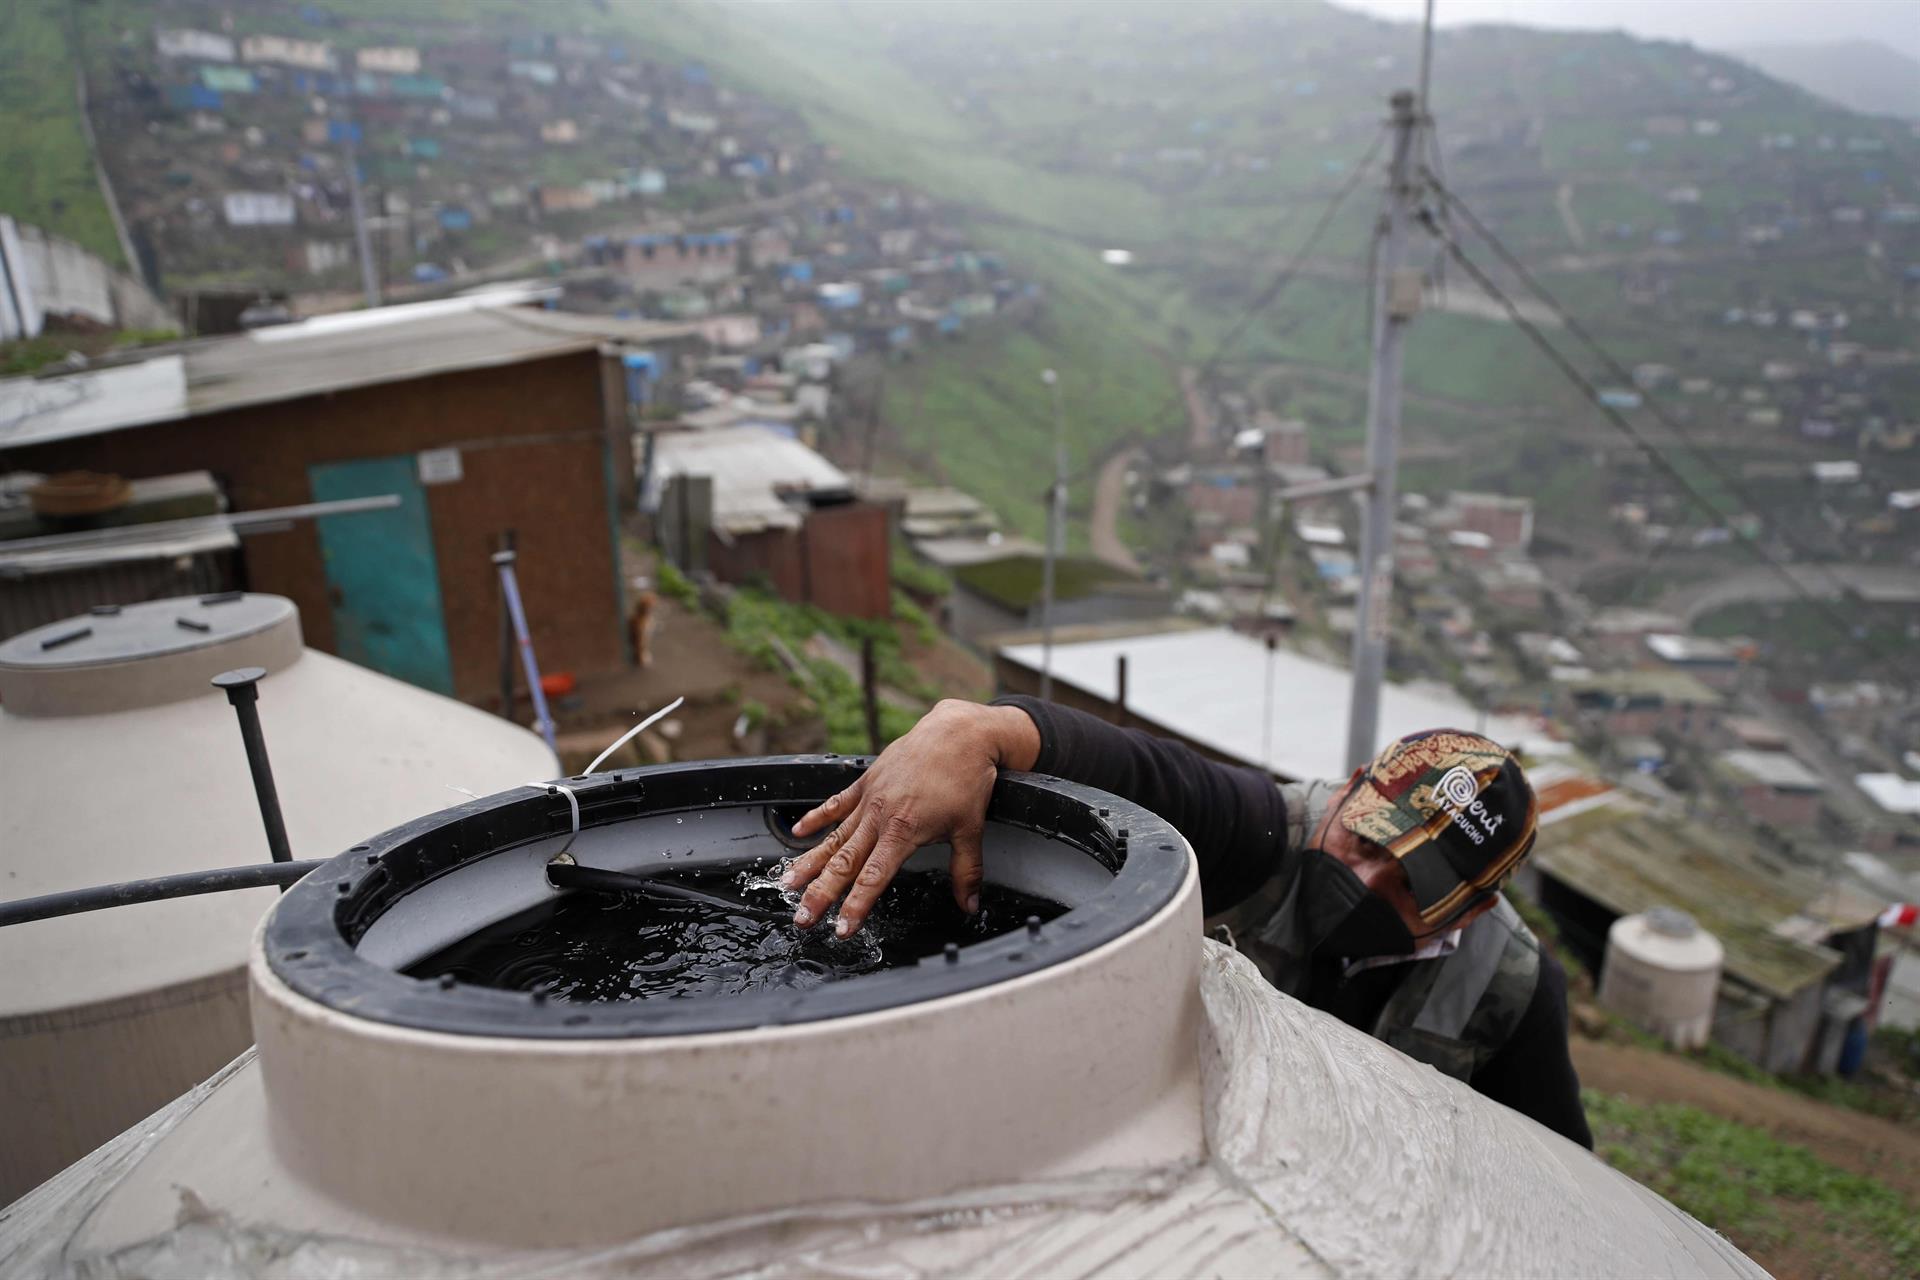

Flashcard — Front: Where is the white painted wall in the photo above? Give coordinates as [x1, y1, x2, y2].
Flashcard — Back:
[0, 216, 172, 341]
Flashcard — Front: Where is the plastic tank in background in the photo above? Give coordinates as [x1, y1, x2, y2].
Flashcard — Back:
[1599, 906, 1724, 1050]
[0, 594, 557, 1204]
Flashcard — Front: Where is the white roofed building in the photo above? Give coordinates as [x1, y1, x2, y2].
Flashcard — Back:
[239, 33, 335, 70]
[1719, 750, 1827, 828]
[1645, 633, 1743, 689]
[650, 426, 891, 619]
[995, 625, 1556, 782]
[155, 28, 235, 62]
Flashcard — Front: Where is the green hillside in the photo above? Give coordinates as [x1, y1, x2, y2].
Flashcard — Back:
[14, 0, 1917, 547]
[0, 0, 123, 264]
[636, 0, 1920, 546]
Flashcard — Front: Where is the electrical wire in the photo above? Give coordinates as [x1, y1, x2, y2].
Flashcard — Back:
[1425, 175, 1873, 602]
[0, 860, 324, 928]
[1183, 129, 1389, 410]
[1052, 129, 1390, 495]
[1417, 210, 1910, 677]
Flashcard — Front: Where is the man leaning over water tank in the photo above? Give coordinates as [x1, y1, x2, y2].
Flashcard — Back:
[782, 697, 1592, 1147]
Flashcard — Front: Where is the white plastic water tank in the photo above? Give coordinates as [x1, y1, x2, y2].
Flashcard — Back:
[0, 761, 1768, 1278]
[1600, 906, 1724, 1049]
[0, 593, 558, 1203]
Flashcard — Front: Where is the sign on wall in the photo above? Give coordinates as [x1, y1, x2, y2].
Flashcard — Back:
[417, 447, 463, 486]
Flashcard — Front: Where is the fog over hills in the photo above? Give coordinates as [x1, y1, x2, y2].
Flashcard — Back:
[1734, 41, 1920, 122]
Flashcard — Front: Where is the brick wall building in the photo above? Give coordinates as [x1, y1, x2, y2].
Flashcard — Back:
[653, 425, 891, 620]
[1, 300, 701, 705]
[707, 501, 892, 620]
[1448, 491, 1534, 552]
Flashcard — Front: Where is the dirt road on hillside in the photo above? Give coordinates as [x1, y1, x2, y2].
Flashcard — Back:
[1090, 448, 1143, 574]
[1573, 1038, 1920, 1200]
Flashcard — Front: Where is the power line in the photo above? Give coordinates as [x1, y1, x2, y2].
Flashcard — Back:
[1183, 129, 1388, 412]
[1425, 175, 1874, 605]
[1416, 209, 1910, 679]
[1053, 129, 1389, 496]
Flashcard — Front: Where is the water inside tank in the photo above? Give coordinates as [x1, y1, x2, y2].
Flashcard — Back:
[408, 867, 1068, 1001]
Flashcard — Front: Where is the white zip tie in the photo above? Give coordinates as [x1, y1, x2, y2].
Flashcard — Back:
[585, 695, 685, 775]
[543, 781, 582, 859]
[522, 696, 682, 863]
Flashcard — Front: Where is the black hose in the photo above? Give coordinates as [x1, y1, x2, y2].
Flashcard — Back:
[0, 860, 326, 928]
[546, 861, 787, 920]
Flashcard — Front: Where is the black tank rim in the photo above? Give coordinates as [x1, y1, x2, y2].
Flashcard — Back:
[263, 755, 1192, 1038]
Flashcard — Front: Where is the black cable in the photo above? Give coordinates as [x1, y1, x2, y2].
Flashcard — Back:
[1424, 177, 1911, 673]
[1184, 129, 1387, 400]
[1051, 129, 1390, 495]
[1418, 212, 1908, 676]
[546, 861, 786, 920]
[1425, 176, 1873, 603]
[0, 860, 325, 928]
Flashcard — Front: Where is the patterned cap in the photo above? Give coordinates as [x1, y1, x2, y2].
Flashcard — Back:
[1336, 729, 1539, 926]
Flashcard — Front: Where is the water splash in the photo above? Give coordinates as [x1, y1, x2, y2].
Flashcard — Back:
[409, 869, 1066, 1002]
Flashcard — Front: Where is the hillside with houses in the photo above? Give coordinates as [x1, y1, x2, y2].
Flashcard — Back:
[4, 5, 1920, 1272]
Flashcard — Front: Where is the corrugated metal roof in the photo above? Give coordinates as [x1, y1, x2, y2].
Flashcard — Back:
[996, 626, 1556, 784]
[0, 518, 236, 575]
[652, 425, 849, 534]
[0, 293, 704, 451]
[1533, 802, 1840, 999]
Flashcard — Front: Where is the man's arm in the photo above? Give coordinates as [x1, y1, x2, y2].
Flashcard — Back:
[1468, 949, 1593, 1148]
[994, 696, 1289, 917]
[782, 697, 1292, 935]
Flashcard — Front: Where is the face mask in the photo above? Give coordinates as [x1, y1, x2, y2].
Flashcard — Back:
[1297, 848, 1417, 959]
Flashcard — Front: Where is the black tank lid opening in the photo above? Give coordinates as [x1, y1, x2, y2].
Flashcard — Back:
[265, 755, 1189, 1039]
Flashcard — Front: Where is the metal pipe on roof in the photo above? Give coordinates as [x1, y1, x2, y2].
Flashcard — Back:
[213, 668, 295, 871]
[0, 495, 401, 558]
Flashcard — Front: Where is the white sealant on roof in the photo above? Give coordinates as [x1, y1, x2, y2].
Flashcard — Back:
[0, 355, 187, 450]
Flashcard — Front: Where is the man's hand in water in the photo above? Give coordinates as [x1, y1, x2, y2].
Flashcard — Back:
[784, 699, 1040, 937]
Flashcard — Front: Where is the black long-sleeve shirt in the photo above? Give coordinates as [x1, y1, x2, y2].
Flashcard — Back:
[998, 695, 1593, 1149]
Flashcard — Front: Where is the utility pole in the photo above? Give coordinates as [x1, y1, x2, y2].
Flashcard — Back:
[1343, 89, 1424, 772]
[341, 127, 381, 309]
[1038, 368, 1067, 701]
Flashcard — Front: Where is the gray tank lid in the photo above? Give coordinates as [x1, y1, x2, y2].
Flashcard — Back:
[1645, 906, 1698, 939]
[0, 593, 303, 717]
[0, 593, 292, 670]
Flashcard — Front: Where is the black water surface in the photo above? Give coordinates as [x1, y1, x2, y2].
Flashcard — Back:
[409, 868, 1068, 1002]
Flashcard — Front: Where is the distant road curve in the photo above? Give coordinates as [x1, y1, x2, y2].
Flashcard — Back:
[1661, 563, 1920, 626]
[1089, 447, 1143, 575]
[1245, 359, 1560, 424]
[1554, 182, 1587, 250]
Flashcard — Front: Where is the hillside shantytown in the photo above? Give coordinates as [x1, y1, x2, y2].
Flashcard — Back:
[1, 3, 1918, 1277]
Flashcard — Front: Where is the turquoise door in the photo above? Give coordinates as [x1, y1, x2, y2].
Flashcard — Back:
[308, 456, 456, 694]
